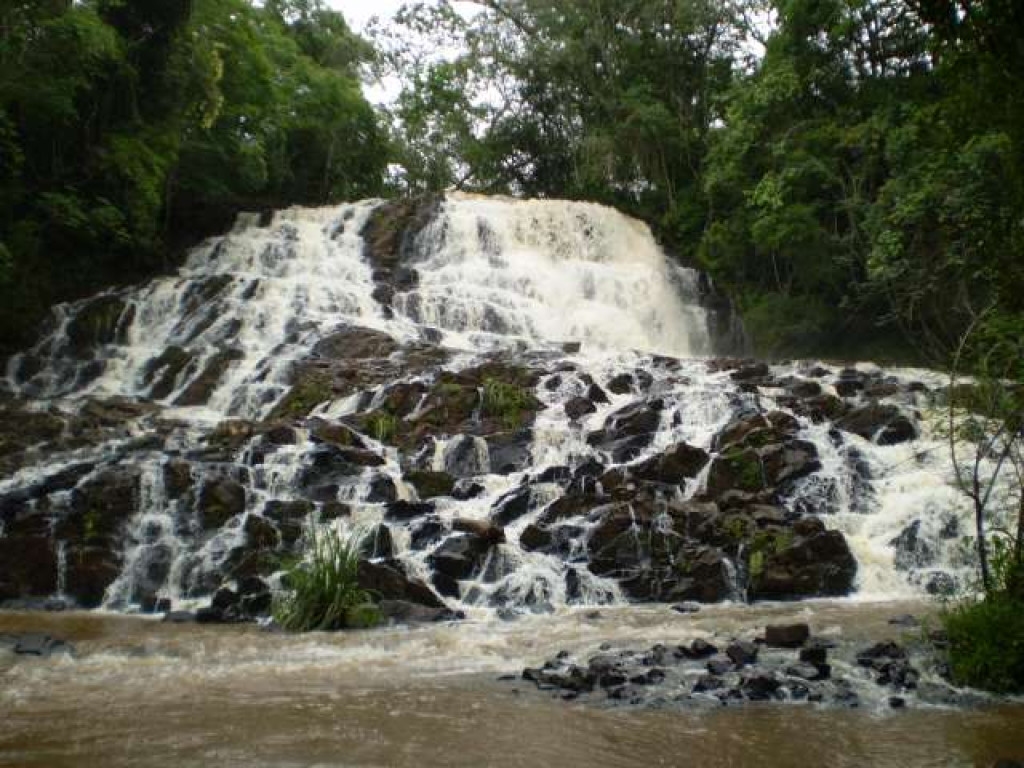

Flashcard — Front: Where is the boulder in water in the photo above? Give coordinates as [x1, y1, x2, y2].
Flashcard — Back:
[565, 396, 597, 421]
[837, 404, 917, 445]
[765, 623, 810, 648]
[748, 528, 857, 600]
[197, 476, 246, 530]
[630, 442, 709, 485]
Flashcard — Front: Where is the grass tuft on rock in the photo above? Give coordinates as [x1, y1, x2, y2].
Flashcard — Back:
[272, 526, 379, 632]
[482, 376, 533, 429]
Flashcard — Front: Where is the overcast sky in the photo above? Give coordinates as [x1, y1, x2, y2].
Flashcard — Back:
[327, 0, 409, 32]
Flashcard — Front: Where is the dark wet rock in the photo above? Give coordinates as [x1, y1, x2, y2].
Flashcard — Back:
[679, 639, 718, 660]
[730, 362, 771, 382]
[65, 295, 126, 357]
[706, 656, 733, 675]
[442, 435, 489, 478]
[631, 668, 666, 686]
[452, 518, 505, 547]
[162, 459, 193, 500]
[671, 601, 701, 614]
[405, 470, 456, 499]
[787, 662, 830, 682]
[309, 419, 366, 449]
[198, 476, 246, 530]
[630, 442, 709, 485]
[174, 348, 244, 406]
[129, 545, 174, 609]
[765, 623, 810, 648]
[693, 674, 725, 693]
[486, 429, 533, 474]
[726, 641, 758, 667]
[741, 673, 781, 700]
[785, 378, 823, 399]
[491, 485, 532, 526]
[300, 445, 385, 491]
[889, 520, 935, 570]
[144, 345, 193, 399]
[428, 533, 497, 583]
[606, 373, 634, 394]
[520, 524, 552, 551]
[263, 500, 314, 546]
[451, 480, 485, 501]
[837, 404, 917, 445]
[377, 599, 461, 624]
[535, 465, 571, 484]
[203, 419, 255, 457]
[263, 423, 298, 446]
[243, 514, 279, 550]
[312, 326, 398, 360]
[319, 501, 351, 521]
[357, 559, 444, 608]
[586, 400, 663, 462]
[537, 492, 605, 527]
[800, 646, 829, 665]
[366, 473, 398, 503]
[409, 516, 445, 550]
[923, 571, 958, 596]
[856, 641, 907, 665]
[587, 383, 610, 404]
[384, 500, 434, 521]
[748, 528, 857, 601]
[12, 633, 74, 657]
[565, 396, 597, 421]
[359, 524, 395, 559]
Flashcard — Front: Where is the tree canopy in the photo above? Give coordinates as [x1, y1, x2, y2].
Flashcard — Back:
[2, 0, 1021, 366]
[0, 0, 387, 352]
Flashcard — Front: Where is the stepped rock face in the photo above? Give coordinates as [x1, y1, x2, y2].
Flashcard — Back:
[0, 195, 963, 618]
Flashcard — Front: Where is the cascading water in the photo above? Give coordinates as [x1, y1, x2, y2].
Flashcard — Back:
[0, 194, 977, 619]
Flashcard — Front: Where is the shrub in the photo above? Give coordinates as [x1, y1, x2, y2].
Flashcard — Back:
[941, 547, 1024, 693]
[942, 593, 1024, 693]
[272, 526, 380, 632]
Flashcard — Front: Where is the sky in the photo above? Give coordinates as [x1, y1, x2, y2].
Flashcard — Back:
[327, 0, 409, 33]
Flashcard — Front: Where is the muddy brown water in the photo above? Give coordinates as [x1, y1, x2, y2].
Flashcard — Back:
[2, 600, 1023, 767]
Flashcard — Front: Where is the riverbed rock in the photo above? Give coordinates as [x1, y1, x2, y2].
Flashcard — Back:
[765, 623, 810, 648]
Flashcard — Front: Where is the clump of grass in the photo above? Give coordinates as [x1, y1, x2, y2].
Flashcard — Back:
[366, 410, 398, 443]
[482, 376, 532, 429]
[272, 526, 380, 632]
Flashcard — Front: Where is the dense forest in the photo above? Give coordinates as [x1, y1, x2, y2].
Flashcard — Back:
[0, 0, 387, 352]
[1, 0, 1022, 371]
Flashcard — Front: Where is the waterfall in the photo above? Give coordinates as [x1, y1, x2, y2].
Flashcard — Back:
[0, 195, 973, 617]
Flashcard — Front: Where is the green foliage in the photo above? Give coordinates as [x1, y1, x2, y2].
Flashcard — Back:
[271, 371, 332, 419]
[366, 411, 398, 444]
[942, 592, 1024, 694]
[482, 377, 532, 430]
[272, 525, 378, 632]
[0, 0, 387, 353]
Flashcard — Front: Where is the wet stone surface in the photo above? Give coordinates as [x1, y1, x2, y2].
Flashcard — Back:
[514, 623, 979, 712]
